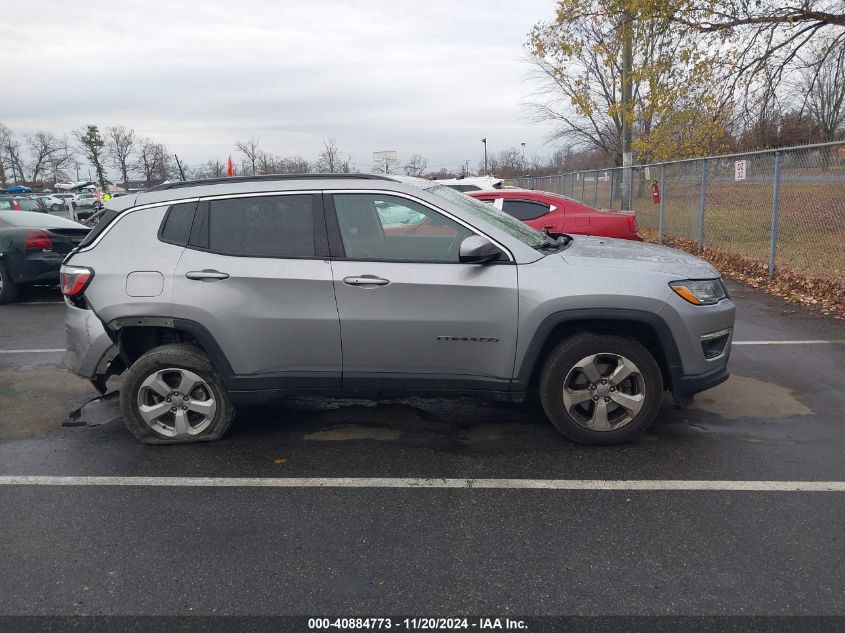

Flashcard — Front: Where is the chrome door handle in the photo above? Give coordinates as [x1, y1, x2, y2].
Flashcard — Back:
[342, 275, 390, 287]
[185, 269, 229, 281]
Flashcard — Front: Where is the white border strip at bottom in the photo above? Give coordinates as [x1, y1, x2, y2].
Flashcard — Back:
[0, 476, 843, 492]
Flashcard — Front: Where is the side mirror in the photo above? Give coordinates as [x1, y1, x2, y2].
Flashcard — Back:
[459, 235, 504, 264]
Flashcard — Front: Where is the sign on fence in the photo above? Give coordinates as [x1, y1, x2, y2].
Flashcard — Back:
[734, 160, 747, 181]
[644, 166, 651, 179]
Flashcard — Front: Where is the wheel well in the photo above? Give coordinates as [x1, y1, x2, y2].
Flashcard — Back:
[117, 326, 204, 366]
[527, 319, 673, 390]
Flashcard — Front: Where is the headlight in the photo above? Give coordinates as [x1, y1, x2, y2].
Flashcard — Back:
[669, 279, 727, 305]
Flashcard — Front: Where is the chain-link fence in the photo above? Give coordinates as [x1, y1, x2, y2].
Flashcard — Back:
[519, 141, 845, 283]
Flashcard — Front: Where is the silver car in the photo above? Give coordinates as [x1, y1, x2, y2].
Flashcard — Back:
[61, 174, 734, 445]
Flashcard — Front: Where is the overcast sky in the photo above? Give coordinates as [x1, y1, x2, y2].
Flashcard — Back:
[6, 0, 558, 173]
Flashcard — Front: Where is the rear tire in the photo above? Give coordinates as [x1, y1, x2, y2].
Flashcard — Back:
[50, 203, 61, 211]
[539, 333, 663, 445]
[120, 344, 234, 444]
[0, 265, 19, 304]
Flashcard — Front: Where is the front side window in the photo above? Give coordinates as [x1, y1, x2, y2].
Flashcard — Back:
[195, 195, 316, 258]
[333, 194, 472, 262]
[422, 184, 548, 248]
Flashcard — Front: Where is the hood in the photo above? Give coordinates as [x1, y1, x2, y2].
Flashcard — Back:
[561, 235, 720, 278]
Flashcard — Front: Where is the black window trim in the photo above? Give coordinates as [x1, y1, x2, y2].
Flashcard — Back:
[184, 191, 329, 260]
[323, 189, 515, 264]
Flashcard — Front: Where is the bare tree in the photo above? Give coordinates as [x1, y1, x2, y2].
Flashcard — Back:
[281, 155, 310, 174]
[805, 44, 845, 142]
[24, 132, 65, 182]
[106, 126, 137, 189]
[0, 124, 13, 187]
[403, 154, 429, 176]
[195, 159, 225, 179]
[316, 139, 352, 173]
[135, 138, 172, 187]
[666, 0, 845, 91]
[1, 126, 26, 184]
[235, 137, 261, 175]
[75, 125, 108, 189]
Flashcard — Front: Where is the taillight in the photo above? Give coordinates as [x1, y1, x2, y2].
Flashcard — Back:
[12, 200, 21, 210]
[25, 230, 53, 250]
[60, 266, 94, 297]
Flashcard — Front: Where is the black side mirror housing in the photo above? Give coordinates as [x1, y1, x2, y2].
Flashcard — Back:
[459, 235, 505, 264]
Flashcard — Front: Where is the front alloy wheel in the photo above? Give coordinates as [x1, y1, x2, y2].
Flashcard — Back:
[539, 333, 663, 445]
[562, 353, 645, 431]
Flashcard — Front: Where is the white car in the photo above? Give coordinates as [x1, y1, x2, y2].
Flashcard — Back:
[431, 176, 505, 192]
[33, 194, 66, 212]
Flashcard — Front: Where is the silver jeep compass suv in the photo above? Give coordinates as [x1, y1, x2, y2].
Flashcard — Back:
[62, 174, 734, 445]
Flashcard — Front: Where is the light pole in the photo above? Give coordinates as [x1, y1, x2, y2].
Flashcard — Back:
[520, 142, 526, 176]
[481, 138, 487, 176]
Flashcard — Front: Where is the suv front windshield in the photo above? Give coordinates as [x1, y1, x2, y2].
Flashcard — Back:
[422, 184, 550, 249]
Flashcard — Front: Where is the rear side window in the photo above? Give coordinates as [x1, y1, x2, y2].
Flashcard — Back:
[191, 194, 317, 258]
[159, 202, 197, 246]
[502, 199, 551, 221]
[15, 198, 41, 211]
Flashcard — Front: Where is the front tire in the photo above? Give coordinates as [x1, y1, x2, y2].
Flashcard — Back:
[0, 264, 19, 304]
[120, 344, 234, 444]
[539, 333, 663, 445]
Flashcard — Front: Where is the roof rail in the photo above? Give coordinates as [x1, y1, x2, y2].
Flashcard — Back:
[146, 173, 396, 192]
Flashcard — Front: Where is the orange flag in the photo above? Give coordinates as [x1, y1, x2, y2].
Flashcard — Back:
[227, 155, 235, 177]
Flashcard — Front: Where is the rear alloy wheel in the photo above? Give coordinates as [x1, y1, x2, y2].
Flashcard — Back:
[0, 264, 19, 304]
[50, 203, 61, 211]
[539, 334, 663, 445]
[120, 344, 234, 444]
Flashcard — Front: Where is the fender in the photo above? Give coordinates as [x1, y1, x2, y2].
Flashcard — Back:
[512, 308, 683, 392]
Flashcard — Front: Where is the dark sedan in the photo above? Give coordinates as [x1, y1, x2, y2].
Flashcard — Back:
[0, 211, 90, 304]
[0, 195, 47, 213]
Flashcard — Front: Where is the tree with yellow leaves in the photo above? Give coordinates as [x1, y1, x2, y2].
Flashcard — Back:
[526, 0, 735, 166]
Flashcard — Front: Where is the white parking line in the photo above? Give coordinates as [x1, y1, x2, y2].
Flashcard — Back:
[734, 340, 845, 345]
[0, 349, 64, 354]
[0, 476, 843, 491]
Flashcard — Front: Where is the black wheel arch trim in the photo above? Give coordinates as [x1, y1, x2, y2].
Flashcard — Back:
[107, 316, 237, 382]
[512, 308, 685, 392]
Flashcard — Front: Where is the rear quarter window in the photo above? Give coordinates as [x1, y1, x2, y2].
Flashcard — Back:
[502, 199, 551, 221]
[159, 202, 198, 246]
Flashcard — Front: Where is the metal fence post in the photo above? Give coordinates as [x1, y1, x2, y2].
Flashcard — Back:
[608, 170, 614, 208]
[593, 170, 599, 208]
[580, 171, 586, 202]
[698, 159, 709, 254]
[627, 167, 635, 211]
[658, 164, 665, 243]
[768, 151, 783, 281]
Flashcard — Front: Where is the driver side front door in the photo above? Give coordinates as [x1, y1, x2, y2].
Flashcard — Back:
[325, 191, 519, 389]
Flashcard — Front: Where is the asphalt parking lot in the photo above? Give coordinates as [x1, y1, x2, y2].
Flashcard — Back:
[1, 281, 844, 621]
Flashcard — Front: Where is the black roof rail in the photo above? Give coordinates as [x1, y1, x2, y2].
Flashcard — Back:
[146, 173, 396, 192]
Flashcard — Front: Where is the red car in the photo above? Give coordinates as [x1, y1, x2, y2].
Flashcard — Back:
[468, 189, 643, 241]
